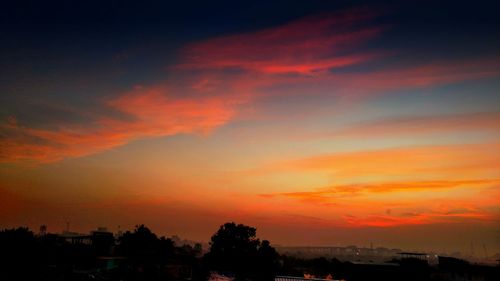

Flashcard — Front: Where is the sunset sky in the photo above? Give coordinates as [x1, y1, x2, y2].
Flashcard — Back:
[1, 0, 499, 254]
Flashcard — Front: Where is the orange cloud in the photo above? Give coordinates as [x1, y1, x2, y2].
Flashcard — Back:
[0, 87, 239, 163]
[250, 141, 500, 227]
[256, 183, 500, 227]
[259, 179, 500, 214]
[342, 210, 494, 227]
[105, 86, 240, 136]
[277, 142, 500, 178]
[351, 197, 499, 227]
[254, 183, 499, 227]
[263, 179, 500, 205]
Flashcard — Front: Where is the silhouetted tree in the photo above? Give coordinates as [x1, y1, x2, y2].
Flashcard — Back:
[256, 240, 279, 281]
[205, 222, 278, 281]
[0, 227, 39, 280]
[117, 225, 160, 280]
[116, 225, 182, 280]
[118, 225, 158, 259]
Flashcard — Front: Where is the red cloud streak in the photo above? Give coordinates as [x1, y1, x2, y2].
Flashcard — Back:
[181, 7, 384, 75]
[1, 8, 499, 163]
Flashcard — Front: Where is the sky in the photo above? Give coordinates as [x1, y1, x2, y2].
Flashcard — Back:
[1, 0, 499, 254]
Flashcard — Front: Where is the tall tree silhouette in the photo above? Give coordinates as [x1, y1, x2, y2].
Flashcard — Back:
[118, 225, 159, 259]
[206, 222, 278, 281]
[117, 224, 174, 280]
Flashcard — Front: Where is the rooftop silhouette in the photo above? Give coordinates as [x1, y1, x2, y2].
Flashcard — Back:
[1, 222, 498, 281]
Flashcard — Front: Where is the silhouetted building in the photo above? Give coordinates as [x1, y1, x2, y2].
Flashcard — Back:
[59, 231, 92, 244]
[398, 252, 428, 260]
[91, 227, 114, 256]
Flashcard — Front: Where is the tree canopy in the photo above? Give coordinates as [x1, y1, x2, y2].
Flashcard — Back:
[206, 222, 278, 281]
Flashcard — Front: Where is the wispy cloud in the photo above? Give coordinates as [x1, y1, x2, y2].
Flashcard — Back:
[263, 179, 500, 202]
[180, 7, 384, 75]
[254, 142, 500, 227]
[329, 112, 500, 138]
[272, 142, 500, 178]
[341, 210, 495, 227]
[237, 111, 500, 143]
[0, 87, 240, 163]
[259, 180, 500, 227]
[1, 7, 499, 163]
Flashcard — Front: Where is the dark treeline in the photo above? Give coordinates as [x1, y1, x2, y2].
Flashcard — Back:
[1, 222, 498, 281]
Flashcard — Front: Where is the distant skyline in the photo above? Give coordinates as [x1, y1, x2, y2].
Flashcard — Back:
[1, 0, 499, 254]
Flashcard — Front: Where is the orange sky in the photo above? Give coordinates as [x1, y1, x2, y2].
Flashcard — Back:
[1, 4, 499, 255]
